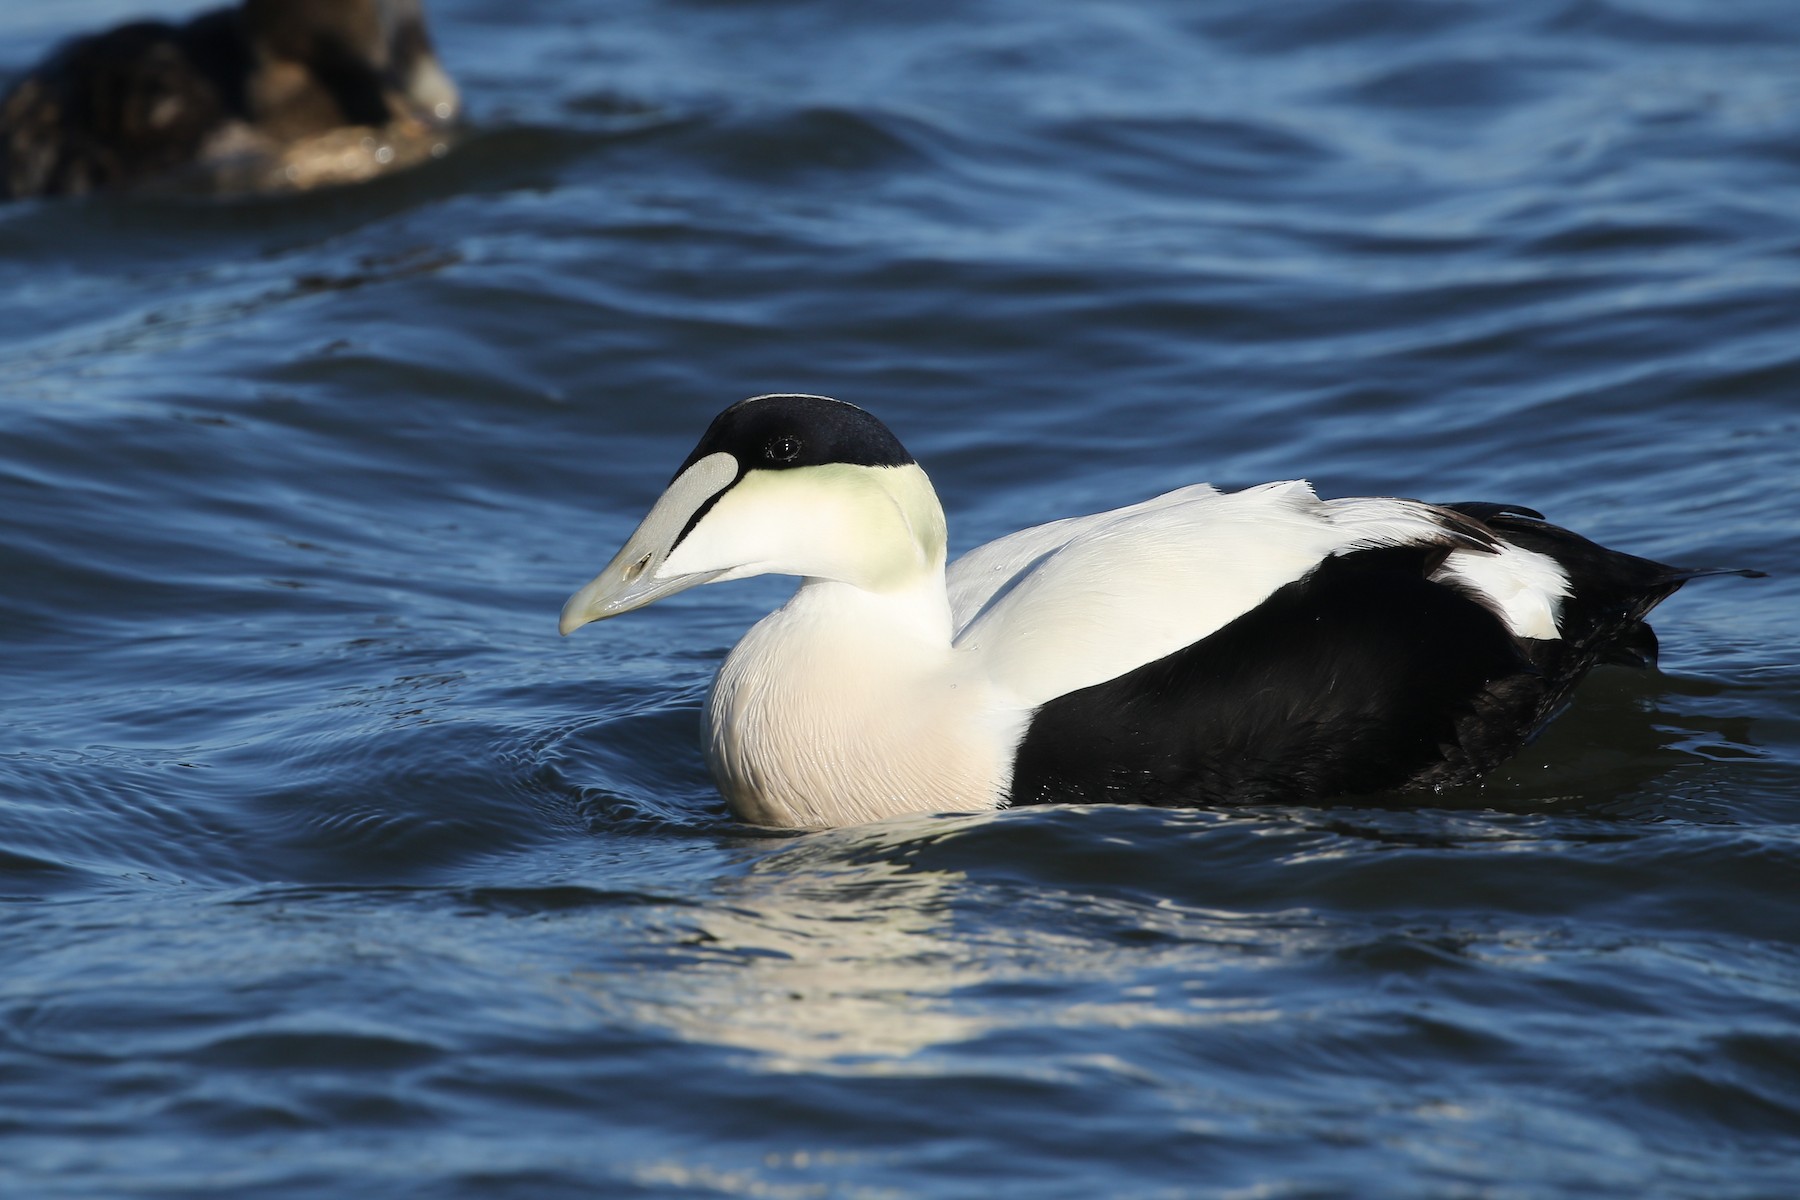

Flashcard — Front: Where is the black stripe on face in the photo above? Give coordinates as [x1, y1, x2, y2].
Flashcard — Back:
[672, 395, 914, 481]
[669, 477, 731, 556]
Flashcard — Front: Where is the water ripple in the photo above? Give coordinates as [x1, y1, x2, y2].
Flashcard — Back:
[1, 0, 1797, 1194]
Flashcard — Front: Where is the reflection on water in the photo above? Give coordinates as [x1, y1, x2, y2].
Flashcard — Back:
[584, 814, 1315, 1069]
[614, 826, 993, 1065]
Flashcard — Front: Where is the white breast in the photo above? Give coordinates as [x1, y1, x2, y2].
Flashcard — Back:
[705, 577, 1023, 828]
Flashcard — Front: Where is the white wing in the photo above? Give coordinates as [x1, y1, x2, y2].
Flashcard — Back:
[947, 481, 1566, 708]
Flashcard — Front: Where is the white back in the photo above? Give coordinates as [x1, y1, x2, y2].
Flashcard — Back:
[947, 481, 1568, 707]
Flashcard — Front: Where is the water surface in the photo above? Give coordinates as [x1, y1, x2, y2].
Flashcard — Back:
[2, 1, 1798, 1195]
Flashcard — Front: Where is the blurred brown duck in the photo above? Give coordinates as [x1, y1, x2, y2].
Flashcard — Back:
[0, 0, 461, 199]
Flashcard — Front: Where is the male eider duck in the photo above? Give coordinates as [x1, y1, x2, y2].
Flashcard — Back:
[560, 394, 1759, 830]
[0, 0, 459, 200]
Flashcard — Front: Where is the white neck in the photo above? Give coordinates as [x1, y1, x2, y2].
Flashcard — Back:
[704, 570, 1017, 828]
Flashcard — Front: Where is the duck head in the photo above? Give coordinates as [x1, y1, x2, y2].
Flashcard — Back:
[243, 0, 461, 132]
[560, 395, 948, 634]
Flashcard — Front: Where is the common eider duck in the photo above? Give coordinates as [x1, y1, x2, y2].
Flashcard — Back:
[0, 0, 459, 199]
[561, 394, 1759, 830]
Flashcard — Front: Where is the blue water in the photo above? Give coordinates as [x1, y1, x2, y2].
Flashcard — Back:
[3, 1, 1798, 1195]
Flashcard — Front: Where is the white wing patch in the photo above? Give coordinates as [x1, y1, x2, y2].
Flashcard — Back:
[946, 482, 1225, 628]
[947, 481, 1569, 708]
[1433, 543, 1569, 641]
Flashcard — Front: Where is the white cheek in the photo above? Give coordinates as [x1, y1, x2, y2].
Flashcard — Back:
[662, 485, 771, 577]
[664, 472, 851, 578]
[658, 465, 938, 588]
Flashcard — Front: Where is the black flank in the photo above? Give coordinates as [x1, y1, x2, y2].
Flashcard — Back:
[1010, 516, 1761, 809]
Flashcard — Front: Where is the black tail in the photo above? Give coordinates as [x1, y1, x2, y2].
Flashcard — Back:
[1444, 504, 1763, 683]
[1618, 568, 1767, 667]
[1653, 565, 1768, 585]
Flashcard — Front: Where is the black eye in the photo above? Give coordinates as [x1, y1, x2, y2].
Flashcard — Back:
[766, 433, 802, 463]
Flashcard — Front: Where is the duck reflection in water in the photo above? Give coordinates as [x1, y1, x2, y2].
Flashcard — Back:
[0, 0, 460, 199]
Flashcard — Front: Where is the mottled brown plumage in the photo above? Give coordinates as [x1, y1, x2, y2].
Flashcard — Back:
[0, 0, 458, 200]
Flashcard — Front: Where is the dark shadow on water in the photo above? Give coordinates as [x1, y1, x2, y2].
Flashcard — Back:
[525, 691, 727, 835]
[0, 112, 703, 270]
